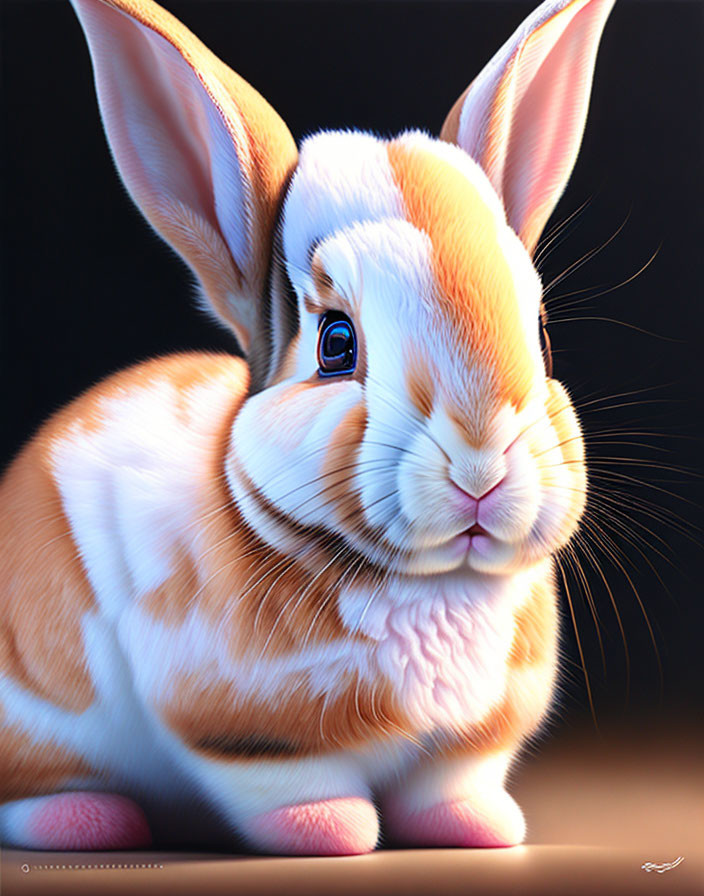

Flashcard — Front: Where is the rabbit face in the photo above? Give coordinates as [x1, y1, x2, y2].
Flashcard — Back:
[228, 131, 586, 577]
[64, 0, 607, 582]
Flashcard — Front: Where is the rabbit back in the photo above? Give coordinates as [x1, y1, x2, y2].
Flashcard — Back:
[0, 353, 247, 804]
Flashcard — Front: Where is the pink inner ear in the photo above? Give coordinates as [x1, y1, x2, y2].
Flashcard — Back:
[70, 0, 297, 355]
[446, 0, 615, 256]
[503, 0, 612, 253]
[74, 0, 245, 266]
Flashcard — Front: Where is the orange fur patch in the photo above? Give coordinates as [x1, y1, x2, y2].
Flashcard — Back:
[387, 141, 534, 413]
[406, 356, 436, 420]
[207, 455, 370, 655]
[0, 446, 97, 714]
[0, 707, 94, 802]
[321, 402, 368, 531]
[164, 670, 407, 758]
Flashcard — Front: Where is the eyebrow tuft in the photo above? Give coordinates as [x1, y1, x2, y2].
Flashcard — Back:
[312, 257, 335, 297]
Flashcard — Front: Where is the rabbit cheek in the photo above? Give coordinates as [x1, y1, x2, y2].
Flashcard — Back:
[395, 432, 463, 545]
[229, 379, 361, 530]
[529, 380, 587, 551]
[320, 402, 369, 534]
[545, 380, 587, 479]
[531, 464, 576, 554]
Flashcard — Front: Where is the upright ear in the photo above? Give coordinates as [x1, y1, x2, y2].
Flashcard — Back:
[70, 0, 298, 354]
[441, 0, 615, 256]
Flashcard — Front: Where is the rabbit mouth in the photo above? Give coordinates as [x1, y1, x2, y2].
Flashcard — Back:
[390, 527, 510, 576]
[454, 529, 508, 568]
[465, 523, 489, 537]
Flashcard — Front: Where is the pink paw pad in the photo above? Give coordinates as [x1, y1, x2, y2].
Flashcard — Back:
[25, 793, 152, 850]
[384, 792, 525, 848]
[246, 797, 379, 855]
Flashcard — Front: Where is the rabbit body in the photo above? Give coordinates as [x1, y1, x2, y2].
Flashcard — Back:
[0, 347, 559, 846]
[0, 349, 560, 851]
[0, 0, 613, 853]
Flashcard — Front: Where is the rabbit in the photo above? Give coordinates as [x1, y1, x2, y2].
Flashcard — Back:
[0, 0, 613, 854]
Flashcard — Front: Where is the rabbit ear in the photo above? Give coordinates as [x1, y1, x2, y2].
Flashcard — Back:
[70, 0, 298, 355]
[441, 0, 615, 256]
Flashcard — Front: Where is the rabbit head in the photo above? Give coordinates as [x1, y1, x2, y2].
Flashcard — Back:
[71, 0, 614, 578]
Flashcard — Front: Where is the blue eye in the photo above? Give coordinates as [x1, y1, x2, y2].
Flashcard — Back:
[317, 311, 357, 376]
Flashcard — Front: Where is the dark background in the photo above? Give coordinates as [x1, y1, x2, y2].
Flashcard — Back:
[1, 0, 702, 730]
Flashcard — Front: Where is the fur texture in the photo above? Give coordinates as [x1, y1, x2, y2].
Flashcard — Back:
[0, 0, 612, 853]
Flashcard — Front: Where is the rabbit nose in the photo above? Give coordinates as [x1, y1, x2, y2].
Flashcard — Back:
[448, 449, 508, 509]
[450, 476, 506, 506]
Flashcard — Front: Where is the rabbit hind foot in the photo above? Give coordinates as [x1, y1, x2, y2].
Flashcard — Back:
[0, 792, 152, 850]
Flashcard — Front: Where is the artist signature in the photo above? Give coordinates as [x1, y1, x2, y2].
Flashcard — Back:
[641, 856, 684, 873]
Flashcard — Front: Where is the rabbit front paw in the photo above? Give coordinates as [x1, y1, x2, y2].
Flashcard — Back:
[383, 789, 525, 848]
[242, 796, 379, 856]
[381, 753, 525, 848]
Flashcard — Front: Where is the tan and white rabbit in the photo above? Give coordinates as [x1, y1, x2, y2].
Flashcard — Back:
[0, 0, 612, 853]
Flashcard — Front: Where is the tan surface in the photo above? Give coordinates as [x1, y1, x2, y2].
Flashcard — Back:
[2, 720, 702, 895]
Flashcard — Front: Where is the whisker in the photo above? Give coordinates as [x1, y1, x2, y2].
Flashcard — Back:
[543, 210, 630, 297]
[548, 314, 681, 343]
[571, 528, 631, 702]
[555, 554, 599, 730]
[534, 195, 594, 270]
[545, 243, 661, 310]
[561, 542, 607, 679]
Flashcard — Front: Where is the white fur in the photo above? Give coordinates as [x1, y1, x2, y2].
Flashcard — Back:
[339, 566, 544, 734]
[0, 613, 189, 802]
[189, 749, 369, 824]
[282, 131, 405, 296]
[0, 798, 42, 846]
[392, 751, 515, 813]
[118, 605, 373, 709]
[51, 375, 236, 617]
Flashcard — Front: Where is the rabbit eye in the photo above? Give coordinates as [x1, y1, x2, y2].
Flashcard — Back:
[317, 311, 357, 376]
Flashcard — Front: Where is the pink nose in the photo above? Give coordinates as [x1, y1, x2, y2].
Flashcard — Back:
[451, 478, 506, 537]
[451, 477, 505, 503]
